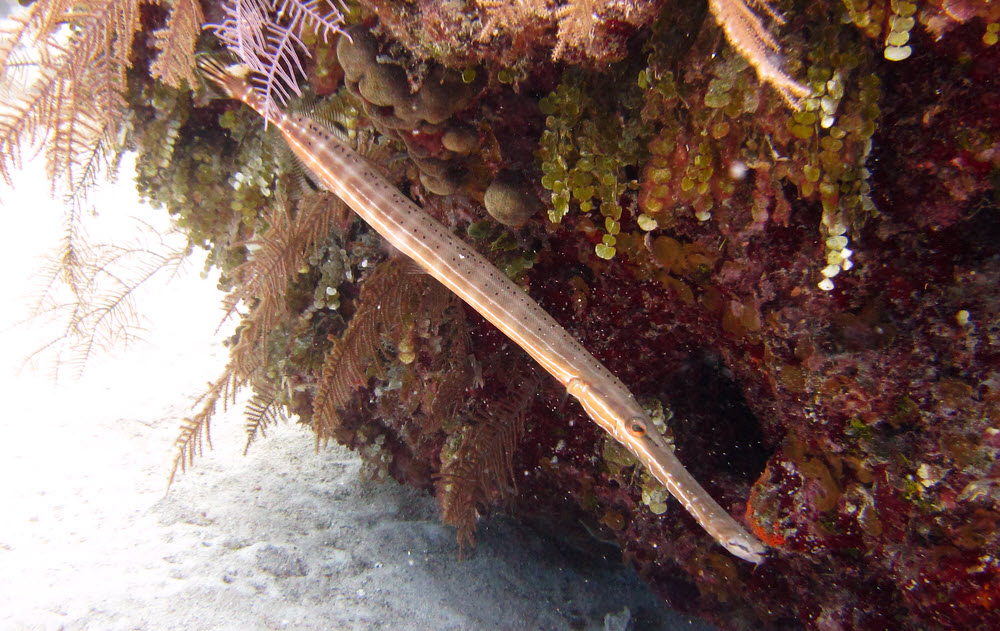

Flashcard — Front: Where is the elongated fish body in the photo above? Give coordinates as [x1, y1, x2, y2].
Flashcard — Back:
[199, 59, 767, 563]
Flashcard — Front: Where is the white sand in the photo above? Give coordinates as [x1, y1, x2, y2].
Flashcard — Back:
[0, 163, 715, 630]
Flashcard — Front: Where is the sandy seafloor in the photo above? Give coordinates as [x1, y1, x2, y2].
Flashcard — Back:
[0, 161, 720, 631]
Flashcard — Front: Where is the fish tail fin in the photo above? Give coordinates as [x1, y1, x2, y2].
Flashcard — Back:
[195, 55, 274, 122]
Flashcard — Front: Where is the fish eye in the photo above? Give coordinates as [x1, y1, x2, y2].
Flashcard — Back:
[627, 418, 646, 436]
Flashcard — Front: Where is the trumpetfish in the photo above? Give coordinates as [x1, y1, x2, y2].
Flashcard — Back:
[197, 57, 768, 564]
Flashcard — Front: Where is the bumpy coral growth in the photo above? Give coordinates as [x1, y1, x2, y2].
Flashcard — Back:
[483, 171, 538, 228]
[337, 24, 486, 195]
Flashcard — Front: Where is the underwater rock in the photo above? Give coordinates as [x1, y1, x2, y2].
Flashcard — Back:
[111, 1, 1000, 629]
[484, 172, 536, 228]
